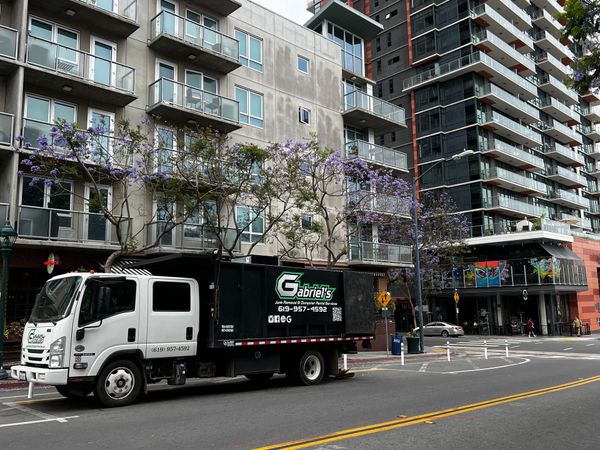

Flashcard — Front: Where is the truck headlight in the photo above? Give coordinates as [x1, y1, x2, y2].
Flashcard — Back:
[49, 337, 66, 368]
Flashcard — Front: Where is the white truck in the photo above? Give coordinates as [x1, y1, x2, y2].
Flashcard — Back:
[11, 258, 375, 407]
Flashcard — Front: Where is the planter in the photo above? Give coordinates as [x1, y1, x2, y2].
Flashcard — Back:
[406, 336, 420, 354]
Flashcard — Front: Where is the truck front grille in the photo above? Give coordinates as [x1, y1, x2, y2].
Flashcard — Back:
[22, 347, 49, 367]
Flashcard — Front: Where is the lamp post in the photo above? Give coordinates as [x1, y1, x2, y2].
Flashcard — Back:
[0, 220, 17, 379]
[413, 149, 474, 353]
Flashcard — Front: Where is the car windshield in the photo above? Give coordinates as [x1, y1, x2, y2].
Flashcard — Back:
[29, 276, 82, 323]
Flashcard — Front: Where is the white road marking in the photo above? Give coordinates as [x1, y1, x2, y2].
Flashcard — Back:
[563, 347, 573, 351]
[0, 415, 78, 428]
[0, 392, 56, 401]
[3, 400, 68, 423]
[445, 358, 530, 374]
[465, 359, 480, 370]
[418, 363, 430, 373]
[586, 344, 595, 347]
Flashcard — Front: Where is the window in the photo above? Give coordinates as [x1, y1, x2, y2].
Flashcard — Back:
[235, 29, 263, 71]
[153, 282, 191, 312]
[156, 127, 176, 173]
[389, 79, 394, 94]
[236, 206, 264, 244]
[385, 10, 398, 20]
[326, 23, 363, 75]
[299, 106, 311, 124]
[24, 94, 76, 148]
[88, 109, 115, 164]
[375, 37, 381, 52]
[377, 83, 383, 97]
[78, 279, 136, 326]
[235, 87, 263, 128]
[387, 32, 392, 47]
[20, 176, 73, 235]
[391, 131, 396, 142]
[301, 214, 313, 230]
[376, 60, 382, 75]
[298, 55, 310, 74]
[29, 18, 79, 72]
[388, 56, 400, 65]
[184, 201, 217, 239]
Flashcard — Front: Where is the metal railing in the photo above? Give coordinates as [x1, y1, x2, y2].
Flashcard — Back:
[533, 50, 569, 76]
[538, 95, 577, 120]
[150, 11, 239, 61]
[537, 142, 585, 165]
[343, 90, 406, 125]
[345, 140, 408, 171]
[472, 30, 535, 71]
[0, 203, 8, 222]
[546, 166, 586, 186]
[0, 112, 14, 146]
[483, 139, 545, 168]
[532, 30, 574, 61]
[482, 83, 539, 120]
[147, 222, 241, 251]
[348, 190, 410, 216]
[0, 24, 18, 59]
[78, 0, 138, 21]
[548, 189, 588, 207]
[484, 195, 548, 216]
[18, 205, 130, 244]
[349, 241, 412, 265]
[578, 124, 600, 136]
[470, 5, 533, 48]
[26, 35, 136, 94]
[479, 110, 542, 144]
[482, 167, 547, 192]
[469, 218, 571, 238]
[536, 72, 579, 103]
[530, 8, 562, 30]
[148, 78, 239, 123]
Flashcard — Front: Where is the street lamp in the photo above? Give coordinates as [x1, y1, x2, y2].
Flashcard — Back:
[413, 149, 474, 353]
[0, 220, 17, 379]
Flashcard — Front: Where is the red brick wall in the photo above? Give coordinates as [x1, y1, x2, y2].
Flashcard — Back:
[569, 237, 600, 331]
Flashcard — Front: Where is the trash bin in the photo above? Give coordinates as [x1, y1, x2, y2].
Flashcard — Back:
[406, 336, 420, 354]
[391, 334, 403, 355]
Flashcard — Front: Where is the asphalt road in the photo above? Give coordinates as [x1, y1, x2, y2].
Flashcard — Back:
[2, 336, 600, 449]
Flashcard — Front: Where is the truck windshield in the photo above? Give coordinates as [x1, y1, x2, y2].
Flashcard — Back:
[29, 277, 82, 323]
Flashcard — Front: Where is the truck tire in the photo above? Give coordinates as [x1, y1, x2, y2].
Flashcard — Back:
[295, 350, 325, 386]
[94, 359, 142, 407]
[56, 383, 92, 399]
[245, 372, 274, 384]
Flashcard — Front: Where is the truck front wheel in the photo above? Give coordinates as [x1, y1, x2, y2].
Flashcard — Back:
[94, 359, 142, 407]
[296, 350, 325, 386]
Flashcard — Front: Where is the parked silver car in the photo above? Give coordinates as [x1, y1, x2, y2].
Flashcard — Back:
[413, 322, 465, 337]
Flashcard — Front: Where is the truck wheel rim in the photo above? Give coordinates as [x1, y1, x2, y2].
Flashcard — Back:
[104, 367, 135, 399]
[303, 355, 321, 381]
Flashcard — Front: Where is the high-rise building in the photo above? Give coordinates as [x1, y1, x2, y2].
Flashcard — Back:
[348, 0, 600, 334]
[0, 0, 409, 324]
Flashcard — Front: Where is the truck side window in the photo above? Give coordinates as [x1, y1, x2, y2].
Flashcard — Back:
[79, 280, 136, 326]
[152, 282, 191, 312]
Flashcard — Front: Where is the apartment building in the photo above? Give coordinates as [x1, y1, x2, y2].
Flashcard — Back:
[0, 0, 409, 323]
[348, 0, 600, 333]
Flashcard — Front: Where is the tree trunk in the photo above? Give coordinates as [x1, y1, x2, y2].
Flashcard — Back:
[104, 249, 127, 273]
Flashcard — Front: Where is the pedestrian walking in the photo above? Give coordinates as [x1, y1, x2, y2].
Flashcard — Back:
[573, 317, 582, 337]
[527, 318, 536, 337]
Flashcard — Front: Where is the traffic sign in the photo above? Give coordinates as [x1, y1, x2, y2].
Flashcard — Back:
[377, 291, 392, 307]
[453, 290, 459, 304]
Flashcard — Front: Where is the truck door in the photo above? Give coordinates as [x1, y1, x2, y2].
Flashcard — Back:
[143, 278, 197, 358]
[72, 277, 139, 376]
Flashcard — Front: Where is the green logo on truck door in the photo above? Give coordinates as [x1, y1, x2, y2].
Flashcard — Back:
[276, 272, 336, 301]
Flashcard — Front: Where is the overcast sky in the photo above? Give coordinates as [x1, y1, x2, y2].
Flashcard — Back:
[252, 0, 313, 25]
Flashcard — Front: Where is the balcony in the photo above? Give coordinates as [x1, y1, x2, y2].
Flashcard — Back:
[537, 142, 585, 166]
[537, 120, 582, 146]
[305, 0, 383, 41]
[0, 25, 18, 75]
[147, 78, 240, 132]
[0, 112, 14, 148]
[577, 124, 600, 141]
[533, 30, 574, 64]
[348, 241, 412, 267]
[530, 8, 562, 33]
[478, 110, 543, 147]
[481, 138, 545, 172]
[472, 30, 536, 75]
[194, 0, 241, 16]
[345, 140, 408, 172]
[481, 167, 547, 195]
[343, 91, 406, 132]
[536, 73, 579, 106]
[469, 218, 571, 239]
[483, 195, 548, 217]
[545, 166, 587, 188]
[0, 203, 7, 222]
[485, 0, 532, 30]
[585, 161, 600, 179]
[25, 35, 136, 106]
[533, 0, 563, 18]
[403, 52, 537, 99]
[537, 96, 579, 124]
[470, 5, 534, 52]
[147, 222, 240, 253]
[580, 105, 600, 122]
[149, 11, 240, 74]
[30, 0, 138, 38]
[580, 143, 600, 160]
[478, 83, 539, 124]
[533, 51, 570, 79]
[17, 205, 130, 245]
[348, 190, 410, 217]
[547, 189, 588, 209]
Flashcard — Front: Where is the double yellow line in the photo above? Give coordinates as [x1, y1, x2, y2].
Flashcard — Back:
[256, 375, 600, 450]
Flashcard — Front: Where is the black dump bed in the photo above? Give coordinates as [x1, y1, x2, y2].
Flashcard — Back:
[123, 256, 375, 348]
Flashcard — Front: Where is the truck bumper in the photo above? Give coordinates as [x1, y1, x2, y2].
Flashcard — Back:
[10, 365, 68, 385]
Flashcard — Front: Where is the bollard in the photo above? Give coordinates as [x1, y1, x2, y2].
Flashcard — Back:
[28, 381, 34, 399]
[446, 340, 451, 362]
[505, 339, 509, 358]
[401, 341, 405, 366]
[343, 354, 348, 371]
[484, 340, 488, 360]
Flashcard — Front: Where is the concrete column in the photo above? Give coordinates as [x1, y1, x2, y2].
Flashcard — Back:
[538, 293, 548, 336]
[496, 293, 503, 332]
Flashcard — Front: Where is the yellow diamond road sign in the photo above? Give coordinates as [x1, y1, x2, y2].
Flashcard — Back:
[454, 290, 460, 304]
[377, 291, 392, 307]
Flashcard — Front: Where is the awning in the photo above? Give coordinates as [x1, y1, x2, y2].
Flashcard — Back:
[540, 243, 582, 261]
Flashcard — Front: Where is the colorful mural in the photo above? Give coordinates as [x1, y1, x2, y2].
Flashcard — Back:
[465, 260, 510, 287]
[531, 257, 560, 282]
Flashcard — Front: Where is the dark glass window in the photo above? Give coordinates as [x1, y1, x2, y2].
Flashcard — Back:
[153, 282, 191, 312]
[413, 33, 436, 60]
[79, 279, 136, 326]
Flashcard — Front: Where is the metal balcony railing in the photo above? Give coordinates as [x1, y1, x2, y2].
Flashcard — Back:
[0, 24, 18, 59]
[0, 112, 14, 146]
[470, 5, 533, 48]
[147, 222, 241, 252]
[546, 166, 587, 186]
[482, 167, 547, 193]
[470, 218, 571, 238]
[485, 195, 548, 216]
[345, 140, 408, 171]
[483, 139, 545, 168]
[79, 0, 138, 21]
[26, 35, 135, 94]
[0, 203, 8, 222]
[349, 241, 412, 265]
[343, 90, 406, 125]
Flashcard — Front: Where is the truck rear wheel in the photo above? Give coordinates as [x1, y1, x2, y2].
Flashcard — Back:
[94, 359, 141, 407]
[295, 350, 324, 386]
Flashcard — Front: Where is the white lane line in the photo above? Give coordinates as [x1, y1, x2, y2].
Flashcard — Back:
[445, 358, 530, 374]
[0, 416, 79, 429]
[512, 345, 520, 348]
[3, 400, 68, 423]
[418, 363, 430, 373]
[563, 347, 573, 351]
[0, 392, 56, 401]
[586, 344, 595, 347]
[466, 358, 480, 370]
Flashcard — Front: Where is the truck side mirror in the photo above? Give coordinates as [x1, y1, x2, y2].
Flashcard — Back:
[76, 328, 85, 340]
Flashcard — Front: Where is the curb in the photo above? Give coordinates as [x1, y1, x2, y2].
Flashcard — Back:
[347, 352, 458, 364]
[0, 379, 30, 390]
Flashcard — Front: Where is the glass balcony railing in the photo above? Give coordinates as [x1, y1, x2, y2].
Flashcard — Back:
[344, 91, 406, 125]
[472, 30, 535, 71]
[18, 205, 130, 244]
[147, 222, 240, 251]
[537, 119, 580, 141]
[546, 166, 586, 186]
[150, 11, 239, 61]
[483, 83, 539, 120]
[538, 141, 585, 165]
[548, 189, 588, 207]
[0, 112, 13, 145]
[483, 139, 545, 168]
[26, 35, 135, 94]
[148, 78, 239, 123]
[470, 218, 571, 238]
[485, 195, 547, 216]
[577, 124, 600, 137]
[345, 140, 408, 171]
[538, 96, 577, 120]
[534, 50, 569, 76]
[348, 190, 410, 216]
[479, 110, 542, 144]
[470, 5, 533, 49]
[533, 30, 574, 60]
[482, 167, 547, 192]
[79, 0, 138, 21]
[537, 72, 579, 104]
[349, 241, 412, 265]
[0, 24, 18, 59]
[530, 8, 562, 31]
[0, 203, 8, 222]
